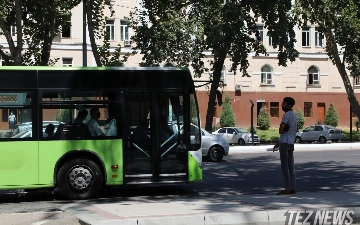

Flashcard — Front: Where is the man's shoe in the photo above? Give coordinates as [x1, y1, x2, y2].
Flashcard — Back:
[291, 190, 296, 194]
[276, 190, 291, 195]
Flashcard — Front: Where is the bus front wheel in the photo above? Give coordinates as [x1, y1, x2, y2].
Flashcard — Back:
[57, 158, 103, 200]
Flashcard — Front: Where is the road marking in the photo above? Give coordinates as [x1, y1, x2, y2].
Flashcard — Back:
[32, 220, 51, 225]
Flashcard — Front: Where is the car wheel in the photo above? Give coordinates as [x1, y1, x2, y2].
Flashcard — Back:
[238, 139, 245, 146]
[295, 136, 302, 143]
[208, 147, 224, 162]
[319, 136, 327, 144]
[57, 157, 103, 200]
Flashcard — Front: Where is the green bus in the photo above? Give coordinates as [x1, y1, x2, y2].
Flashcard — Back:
[0, 67, 202, 199]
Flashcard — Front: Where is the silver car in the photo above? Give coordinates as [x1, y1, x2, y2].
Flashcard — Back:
[295, 125, 342, 144]
[213, 127, 260, 145]
[200, 129, 229, 162]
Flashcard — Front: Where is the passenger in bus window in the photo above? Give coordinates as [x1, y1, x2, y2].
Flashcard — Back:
[87, 107, 105, 136]
[104, 113, 117, 136]
[73, 109, 89, 124]
[9, 112, 16, 132]
[45, 124, 55, 138]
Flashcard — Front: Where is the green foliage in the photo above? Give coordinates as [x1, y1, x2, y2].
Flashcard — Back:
[294, 108, 305, 131]
[324, 103, 339, 127]
[355, 120, 360, 131]
[56, 109, 70, 123]
[128, 0, 299, 131]
[219, 94, 235, 127]
[0, 0, 81, 66]
[257, 107, 271, 130]
[317, 120, 323, 125]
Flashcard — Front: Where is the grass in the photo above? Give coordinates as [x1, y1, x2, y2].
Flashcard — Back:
[256, 128, 279, 142]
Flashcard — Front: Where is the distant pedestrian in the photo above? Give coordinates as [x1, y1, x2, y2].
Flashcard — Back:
[273, 97, 297, 195]
[9, 112, 16, 131]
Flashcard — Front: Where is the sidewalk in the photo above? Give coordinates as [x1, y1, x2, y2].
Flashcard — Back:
[61, 191, 360, 225]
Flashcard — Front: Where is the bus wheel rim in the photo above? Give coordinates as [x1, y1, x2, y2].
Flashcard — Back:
[68, 166, 93, 191]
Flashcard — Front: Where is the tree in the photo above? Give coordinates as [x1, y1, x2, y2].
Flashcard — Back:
[128, 0, 299, 131]
[85, 0, 130, 66]
[295, 0, 360, 122]
[324, 103, 339, 127]
[0, 0, 81, 66]
[219, 94, 235, 127]
[257, 107, 270, 130]
[22, 0, 81, 66]
[294, 108, 305, 131]
[0, 0, 23, 65]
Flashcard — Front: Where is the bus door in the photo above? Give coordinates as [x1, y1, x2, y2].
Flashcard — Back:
[123, 92, 187, 184]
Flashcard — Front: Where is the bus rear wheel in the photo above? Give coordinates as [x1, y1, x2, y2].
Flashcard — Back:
[57, 158, 103, 200]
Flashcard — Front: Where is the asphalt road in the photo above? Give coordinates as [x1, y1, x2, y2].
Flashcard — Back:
[0, 147, 359, 224]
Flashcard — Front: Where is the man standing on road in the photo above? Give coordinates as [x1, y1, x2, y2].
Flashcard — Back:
[273, 97, 297, 195]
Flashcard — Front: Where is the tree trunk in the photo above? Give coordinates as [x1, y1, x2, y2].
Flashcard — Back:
[14, 0, 22, 65]
[325, 28, 360, 122]
[86, 0, 102, 66]
[204, 54, 226, 132]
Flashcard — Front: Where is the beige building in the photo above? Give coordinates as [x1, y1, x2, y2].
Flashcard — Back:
[1, 0, 359, 128]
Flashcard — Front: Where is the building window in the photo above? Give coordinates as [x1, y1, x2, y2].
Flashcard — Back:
[61, 21, 71, 38]
[120, 20, 130, 41]
[220, 66, 226, 85]
[106, 20, 115, 41]
[268, 35, 273, 46]
[62, 58, 73, 67]
[304, 102, 312, 117]
[270, 102, 279, 118]
[315, 27, 323, 47]
[302, 27, 310, 47]
[307, 66, 319, 85]
[257, 25, 264, 44]
[10, 26, 16, 36]
[354, 76, 360, 86]
[261, 65, 272, 84]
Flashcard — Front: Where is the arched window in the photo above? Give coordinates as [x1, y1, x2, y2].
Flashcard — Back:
[308, 66, 319, 85]
[261, 65, 273, 84]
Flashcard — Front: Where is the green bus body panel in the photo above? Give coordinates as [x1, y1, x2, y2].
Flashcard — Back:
[188, 152, 202, 182]
[0, 139, 123, 189]
[39, 139, 123, 186]
[0, 141, 39, 187]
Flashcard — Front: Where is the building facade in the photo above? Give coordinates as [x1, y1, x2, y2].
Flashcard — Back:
[0, 0, 358, 129]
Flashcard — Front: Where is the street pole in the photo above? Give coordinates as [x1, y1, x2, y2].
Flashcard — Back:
[250, 99, 254, 145]
[82, 0, 87, 67]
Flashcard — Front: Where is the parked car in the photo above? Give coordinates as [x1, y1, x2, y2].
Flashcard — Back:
[168, 123, 229, 162]
[213, 127, 260, 145]
[12, 121, 64, 138]
[295, 125, 342, 144]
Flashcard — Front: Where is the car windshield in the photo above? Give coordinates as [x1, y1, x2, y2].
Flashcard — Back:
[234, 128, 249, 133]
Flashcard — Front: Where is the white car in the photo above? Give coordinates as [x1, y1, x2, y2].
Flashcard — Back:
[213, 127, 260, 145]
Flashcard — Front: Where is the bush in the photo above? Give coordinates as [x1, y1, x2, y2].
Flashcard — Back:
[257, 107, 270, 130]
[294, 108, 305, 131]
[219, 94, 236, 127]
[355, 120, 360, 131]
[324, 103, 339, 127]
